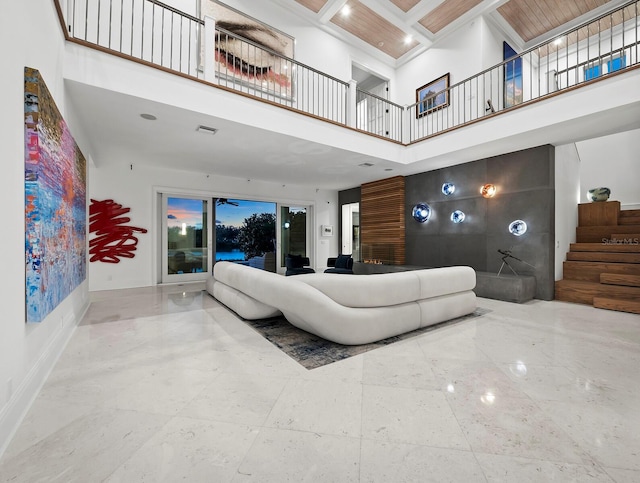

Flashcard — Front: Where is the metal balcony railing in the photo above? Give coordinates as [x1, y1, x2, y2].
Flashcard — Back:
[355, 89, 404, 142]
[406, 0, 640, 143]
[62, 0, 203, 77]
[56, 0, 639, 145]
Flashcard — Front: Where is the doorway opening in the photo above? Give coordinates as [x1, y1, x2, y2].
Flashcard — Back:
[352, 63, 390, 136]
[341, 202, 360, 262]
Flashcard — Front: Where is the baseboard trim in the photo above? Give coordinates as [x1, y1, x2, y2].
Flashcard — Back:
[0, 299, 89, 459]
[621, 203, 640, 210]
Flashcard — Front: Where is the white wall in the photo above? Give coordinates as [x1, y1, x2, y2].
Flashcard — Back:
[554, 143, 582, 280]
[577, 128, 640, 209]
[0, 0, 91, 458]
[89, 164, 339, 291]
[394, 17, 502, 106]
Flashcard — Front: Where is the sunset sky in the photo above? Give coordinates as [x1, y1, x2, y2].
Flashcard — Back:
[215, 200, 276, 227]
[167, 198, 277, 229]
[167, 198, 205, 229]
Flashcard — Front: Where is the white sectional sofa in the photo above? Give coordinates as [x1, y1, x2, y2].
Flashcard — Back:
[207, 261, 477, 345]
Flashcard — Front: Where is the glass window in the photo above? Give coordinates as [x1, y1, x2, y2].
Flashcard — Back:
[280, 206, 307, 267]
[167, 197, 208, 275]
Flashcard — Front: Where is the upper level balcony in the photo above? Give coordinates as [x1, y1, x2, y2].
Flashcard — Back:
[55, 0, 640, 187]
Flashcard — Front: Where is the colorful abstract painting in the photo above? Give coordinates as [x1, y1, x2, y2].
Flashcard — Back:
[25, 67, 87, 323]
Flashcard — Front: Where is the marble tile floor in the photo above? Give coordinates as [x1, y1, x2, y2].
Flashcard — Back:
[1, 282, 639, 482]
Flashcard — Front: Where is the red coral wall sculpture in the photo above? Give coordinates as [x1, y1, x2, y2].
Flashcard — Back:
[89, 199, 148, 263]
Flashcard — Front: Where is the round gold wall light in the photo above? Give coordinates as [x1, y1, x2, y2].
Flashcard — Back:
[480, 184, 497, 198]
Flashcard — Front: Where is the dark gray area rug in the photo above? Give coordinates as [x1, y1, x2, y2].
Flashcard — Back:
[241, 308, 490, 370]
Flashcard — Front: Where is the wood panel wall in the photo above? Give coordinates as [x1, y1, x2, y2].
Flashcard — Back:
[360, 176, 405, 265]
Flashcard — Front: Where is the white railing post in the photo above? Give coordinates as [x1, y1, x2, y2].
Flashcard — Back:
[346, 79, 357, 128]
[62, 0, 72, 36]
[402, 105, 410, 144]
[203, 16, 216, 83]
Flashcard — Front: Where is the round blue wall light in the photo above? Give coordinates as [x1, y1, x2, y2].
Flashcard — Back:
[451, 210, 465, 223]
[509, 219, 527, 236]
[412, 203, 431, 223]
[442, 182, 456, 196]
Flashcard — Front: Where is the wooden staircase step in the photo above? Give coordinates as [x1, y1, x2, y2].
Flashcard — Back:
[577, 225, 640, 243]
[600, 273, 640, 287]
[555, 279, 640, 305]
[619, 216, 640, 225]
[610, 233, 640, 242]
[593, 297, 640, 314]
[578, 201, 619, 226]
[562, 261, 640, 282]
[569, 243, 640, 253]
[566, 252, 640, 263]
[557, 205, 640, 313]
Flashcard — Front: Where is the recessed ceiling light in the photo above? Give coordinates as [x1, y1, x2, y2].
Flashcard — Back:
[140, 113, 156, 120]
[378, 41, 384, 47]
[341, 5, 351, 16]
[196, 125, 218, 135]
[404, 35, 413, 45]
[554, 38, 563, 45]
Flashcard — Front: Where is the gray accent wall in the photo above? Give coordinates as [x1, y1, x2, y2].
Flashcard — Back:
[405, 145, 555, 300]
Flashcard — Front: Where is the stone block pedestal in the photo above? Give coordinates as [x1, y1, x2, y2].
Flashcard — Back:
[474, 272, 536, 303]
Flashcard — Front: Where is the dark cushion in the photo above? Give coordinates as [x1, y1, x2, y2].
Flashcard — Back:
[324, 268, 353, 274]
[285, 254, 310, 270]
[335, 254, 352, 270]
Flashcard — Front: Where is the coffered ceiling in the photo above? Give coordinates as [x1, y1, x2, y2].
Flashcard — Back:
[277, 0, 629, 64]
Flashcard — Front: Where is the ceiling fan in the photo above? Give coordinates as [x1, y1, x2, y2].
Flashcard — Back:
[216, 198, 239, 206]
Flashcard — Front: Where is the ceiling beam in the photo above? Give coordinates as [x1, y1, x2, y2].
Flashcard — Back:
[405, 0, 446, 25]
[319, 0, 349, 24]
[419, 0, 500, 45]
[358, 0, 434, 48]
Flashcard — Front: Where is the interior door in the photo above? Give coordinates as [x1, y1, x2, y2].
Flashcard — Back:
[161, 194, 212, 283]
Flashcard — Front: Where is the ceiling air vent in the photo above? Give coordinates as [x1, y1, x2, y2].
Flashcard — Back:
[196, 125, 218, 135]
[358, 162, 374, 167]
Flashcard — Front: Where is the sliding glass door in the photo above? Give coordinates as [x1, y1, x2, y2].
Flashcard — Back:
[161, 194, 212, 283]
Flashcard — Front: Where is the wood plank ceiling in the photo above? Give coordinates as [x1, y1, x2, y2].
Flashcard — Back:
[497, 0, 611, 42]
[389, 0, 422, 12]
[290, 0, 629, 62]
[419, 0, 483, 34]
[294, 0, 328, 14]
[538, 2, 637, 56]
[330, 0, 419, 59]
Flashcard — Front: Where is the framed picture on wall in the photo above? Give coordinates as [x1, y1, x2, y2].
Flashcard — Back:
[321, 225, 333, 236]
[200, 0, 295, 100]
[416, 73, 450, 118]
